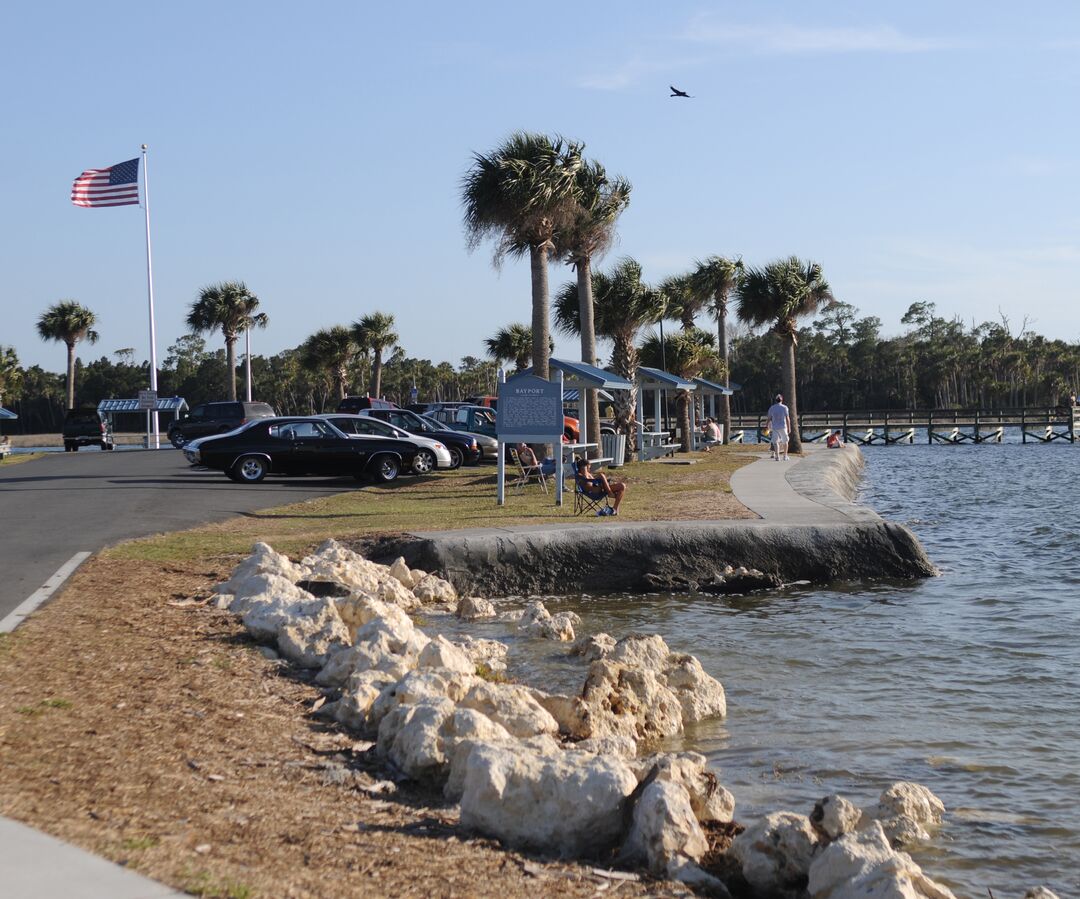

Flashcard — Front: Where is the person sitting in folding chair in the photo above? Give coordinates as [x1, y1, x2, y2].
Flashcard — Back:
[514, 443, 554, 493]
[573, 456, 626, 517]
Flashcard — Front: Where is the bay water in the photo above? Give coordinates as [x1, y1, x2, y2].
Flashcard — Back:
[491, 444, 1079, 897]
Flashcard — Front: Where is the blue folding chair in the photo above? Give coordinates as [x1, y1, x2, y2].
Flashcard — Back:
[572, 459, 612, 516]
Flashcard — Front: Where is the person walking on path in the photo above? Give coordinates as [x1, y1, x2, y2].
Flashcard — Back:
[767, 394, 792, 461]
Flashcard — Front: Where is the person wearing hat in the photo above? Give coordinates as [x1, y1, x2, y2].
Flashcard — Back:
[766, 393, 791, 461]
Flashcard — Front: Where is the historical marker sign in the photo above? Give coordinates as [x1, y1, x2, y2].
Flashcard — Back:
[137, 389, 158, 410]
[496, 374, 563, 442]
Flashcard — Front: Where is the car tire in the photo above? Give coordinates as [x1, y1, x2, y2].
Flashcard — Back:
[412, 449, 436, 475]
[169, 431, 186, 449]
[99, 441, 108, 451]
[447, 446, 463, 470]
[370, 454, 400, 483]
[232, 455, 268, 483]
[71, 443, 79, 452]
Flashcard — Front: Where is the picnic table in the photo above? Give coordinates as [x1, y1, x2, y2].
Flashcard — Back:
[639, 430, 680, 460]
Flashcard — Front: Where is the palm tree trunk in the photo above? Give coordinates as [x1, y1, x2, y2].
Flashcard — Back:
[373, 349, 383, 398]
[225, 336, 238, 401]
[717, 301, 731, 444]
[335, 366, 347, 401]
[781, 333, 801, 453]
[530, 245, 551, 381]
[65, 341, 76, 409]
[611, 335, 638, 450]
[576, 256, 601, 458]
[677, 390, 691, 452]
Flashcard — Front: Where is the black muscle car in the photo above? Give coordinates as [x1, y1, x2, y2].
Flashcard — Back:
[185, 417, 417, 483]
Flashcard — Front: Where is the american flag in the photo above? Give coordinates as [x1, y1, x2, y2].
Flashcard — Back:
[71, 157, 140, 207]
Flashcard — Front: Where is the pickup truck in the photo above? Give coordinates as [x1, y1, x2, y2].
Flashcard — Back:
[63, 408, 115, 451]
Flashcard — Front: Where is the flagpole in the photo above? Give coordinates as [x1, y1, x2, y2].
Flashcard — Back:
[141, 144, 160, 449]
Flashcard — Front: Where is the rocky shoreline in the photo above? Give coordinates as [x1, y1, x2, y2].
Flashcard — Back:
[204, 538, 1030, 898]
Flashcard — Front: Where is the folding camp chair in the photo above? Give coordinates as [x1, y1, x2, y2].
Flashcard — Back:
[512, 447, 551, 494]
[572, 461, 613, 516]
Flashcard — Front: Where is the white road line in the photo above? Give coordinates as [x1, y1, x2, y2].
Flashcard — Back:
[0, 552, 92, 633]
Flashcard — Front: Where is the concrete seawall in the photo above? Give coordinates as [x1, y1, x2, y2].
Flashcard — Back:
[365, 447, 936, 596]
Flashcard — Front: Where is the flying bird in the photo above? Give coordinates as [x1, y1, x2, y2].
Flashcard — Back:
[669, 85, 692, 98]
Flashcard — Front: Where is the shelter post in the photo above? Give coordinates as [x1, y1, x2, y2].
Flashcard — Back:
[141, 144, 160, 449]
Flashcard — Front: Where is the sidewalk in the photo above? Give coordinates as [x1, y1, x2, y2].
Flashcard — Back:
[1, 813, 184, 897]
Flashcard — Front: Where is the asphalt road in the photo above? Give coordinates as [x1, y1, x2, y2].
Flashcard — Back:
[0, 449, 363, 620]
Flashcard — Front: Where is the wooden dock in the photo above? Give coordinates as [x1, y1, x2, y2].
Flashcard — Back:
[730, 407, 1078, 446]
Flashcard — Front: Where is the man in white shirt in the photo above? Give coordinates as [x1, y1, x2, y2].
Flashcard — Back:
[766, 394, 791, 461]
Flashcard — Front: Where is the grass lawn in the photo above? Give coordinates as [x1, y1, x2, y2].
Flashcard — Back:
[105, 446, 758, 564]
[0, 452, 43, 467]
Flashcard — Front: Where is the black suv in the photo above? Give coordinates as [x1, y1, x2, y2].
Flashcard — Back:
[337, 396, 398, 413]
[63, 408, 114, 452]
[168, 401, 276, 448]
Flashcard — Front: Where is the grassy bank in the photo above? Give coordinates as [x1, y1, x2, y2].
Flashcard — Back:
[105, 446, 757, 563]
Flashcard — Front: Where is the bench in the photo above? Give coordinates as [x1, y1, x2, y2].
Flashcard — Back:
[0, 440, 10, 460]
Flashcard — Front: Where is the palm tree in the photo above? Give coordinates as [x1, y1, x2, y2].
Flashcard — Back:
[299, 326, 359, 402]
[555, 257, 662, 449]
[736, 257, 834, 453]
[462, 131, 584, 382]
[691, 256, 743, 443]
[556, 159, 631, 452]
[640, 328, 718, 451]
[0, 346, 23, 410]
[353, 311, 398, 398]
[187, 281, 267, 401]
[36, 300, 99, 409]
[485, 323, 534, 373]
[659, 272, 705, 331]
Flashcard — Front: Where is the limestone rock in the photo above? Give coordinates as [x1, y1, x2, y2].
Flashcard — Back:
[302, 539, 390, 595]
[665, 857, 733, 897]
[368, 668, 479, 730]
[459, 681, 559, 739]
[335, 669, 398, 731]
[529, 690, 590, 739]
[570, 735, 638, 758]
[459, 743, 638, 856]
[807, 820, 957, 899]
[581, 660, 685, 743]
[811, 795, 863, 842]
[276, 602, 351, 669]
[1023, 890, 1061, 899]
[444, 734, 561, 802]
[418, 635, 475, 674]
[377, 697, 456, 780]
[569, 632, 615, 662]
[636, 753, 735, 824]
[215, 542, 306, 594]
[315, 640, 414, 687]
[377, 576, 421, 611]
[870, 782, 946, 847]
[610, 633, 671, 670]
[622, 780, 709, 872]
[519, 600, 576, 641]
[663, 652, 727, 723]
[413, 574, 457, 604]
[730, 811, 820, 896]
[455, 596, 496, 621]
[454, 635, 508, 672]
[227, 572, 316, 619]
[389, 556, 417, 589]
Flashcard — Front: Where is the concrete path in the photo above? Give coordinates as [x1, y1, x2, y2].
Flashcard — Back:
[0, 817, 184, 898]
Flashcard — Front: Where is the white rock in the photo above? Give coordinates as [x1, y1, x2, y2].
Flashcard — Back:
[228, 572, 315, 618]
[807, 820, 957, 899]
[239, 588, 331, 643]
[811, 795, 863, 841]
[453, 635, 508, 672]
[528, 690, 590, 739]
[569, 632, 615, 662]
[664, 857, 733, 897]
[455, 596, 496, 620]
[623, 780, 708, 872]
[870, 782, 946, 847]
[368, 669, 479, 729]
[1023, 890, 1061, 899]
[215, 542, 306, 594]
[335, 669, 399, 731]
[276, 602, 351, 668]
[315, 640, 414, 687]
[459, 681, 559, 739]
[663, 653, 727, 723]
[413, 574, 457, 604]
[637, 753, 735, 824]
[377, 576, 421, 611]
[581, 660, 685, 743]
[418, 635, 475, 674]
[302, 539, 390, 595]
[459, 743, 638, 856]
[389, 557, 417, 589]
[731, 811, 820, 896]
[444, 734, 561, 801]
[570, 735, 639, 758]
[377, 697, 455, 780]
[519, 600, 575, 641]
[610, 634, 671, 670]
[353, 612, 430, 659]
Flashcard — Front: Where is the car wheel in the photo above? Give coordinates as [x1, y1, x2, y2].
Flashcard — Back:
[169, 431, 186, 449]
[447, 446, 463, 470]
[371, 454, 400, 483]
[232, 455, 268, 483]
[412, 449, 436, 475]
[71, 443, 79, 452]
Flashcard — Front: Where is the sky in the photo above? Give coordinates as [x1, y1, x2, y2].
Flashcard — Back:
[3, 1, 1080, 373]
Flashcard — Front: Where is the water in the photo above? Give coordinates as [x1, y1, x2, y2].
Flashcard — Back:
[472, 445, 1079, 897]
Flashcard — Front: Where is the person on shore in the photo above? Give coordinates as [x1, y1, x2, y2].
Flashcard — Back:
[575, 456, 626, 515]
[701, 417, 722, 451]
[767, 394, 791, 461]
[516, 442, 556, 477]
[826, 429, 844, 449]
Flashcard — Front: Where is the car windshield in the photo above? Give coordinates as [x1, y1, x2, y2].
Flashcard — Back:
[419, 415, 449, 431]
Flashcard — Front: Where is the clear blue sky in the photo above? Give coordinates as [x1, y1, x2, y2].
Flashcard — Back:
[3, 1, 1079, 372]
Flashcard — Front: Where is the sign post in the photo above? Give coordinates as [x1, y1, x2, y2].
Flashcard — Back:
[138, 390, 158, 448]
[495, 371, 565, 507]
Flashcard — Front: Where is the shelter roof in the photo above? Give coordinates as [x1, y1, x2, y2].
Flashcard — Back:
[692, 376, 736, 396]
[637, 366, 698, 390]
[520, 358, 633, 391]
[97, 397, 189, 413]
[0, 407, 17, 420]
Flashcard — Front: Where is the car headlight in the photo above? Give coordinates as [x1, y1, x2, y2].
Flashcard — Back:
[434, 443, 445, 450]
